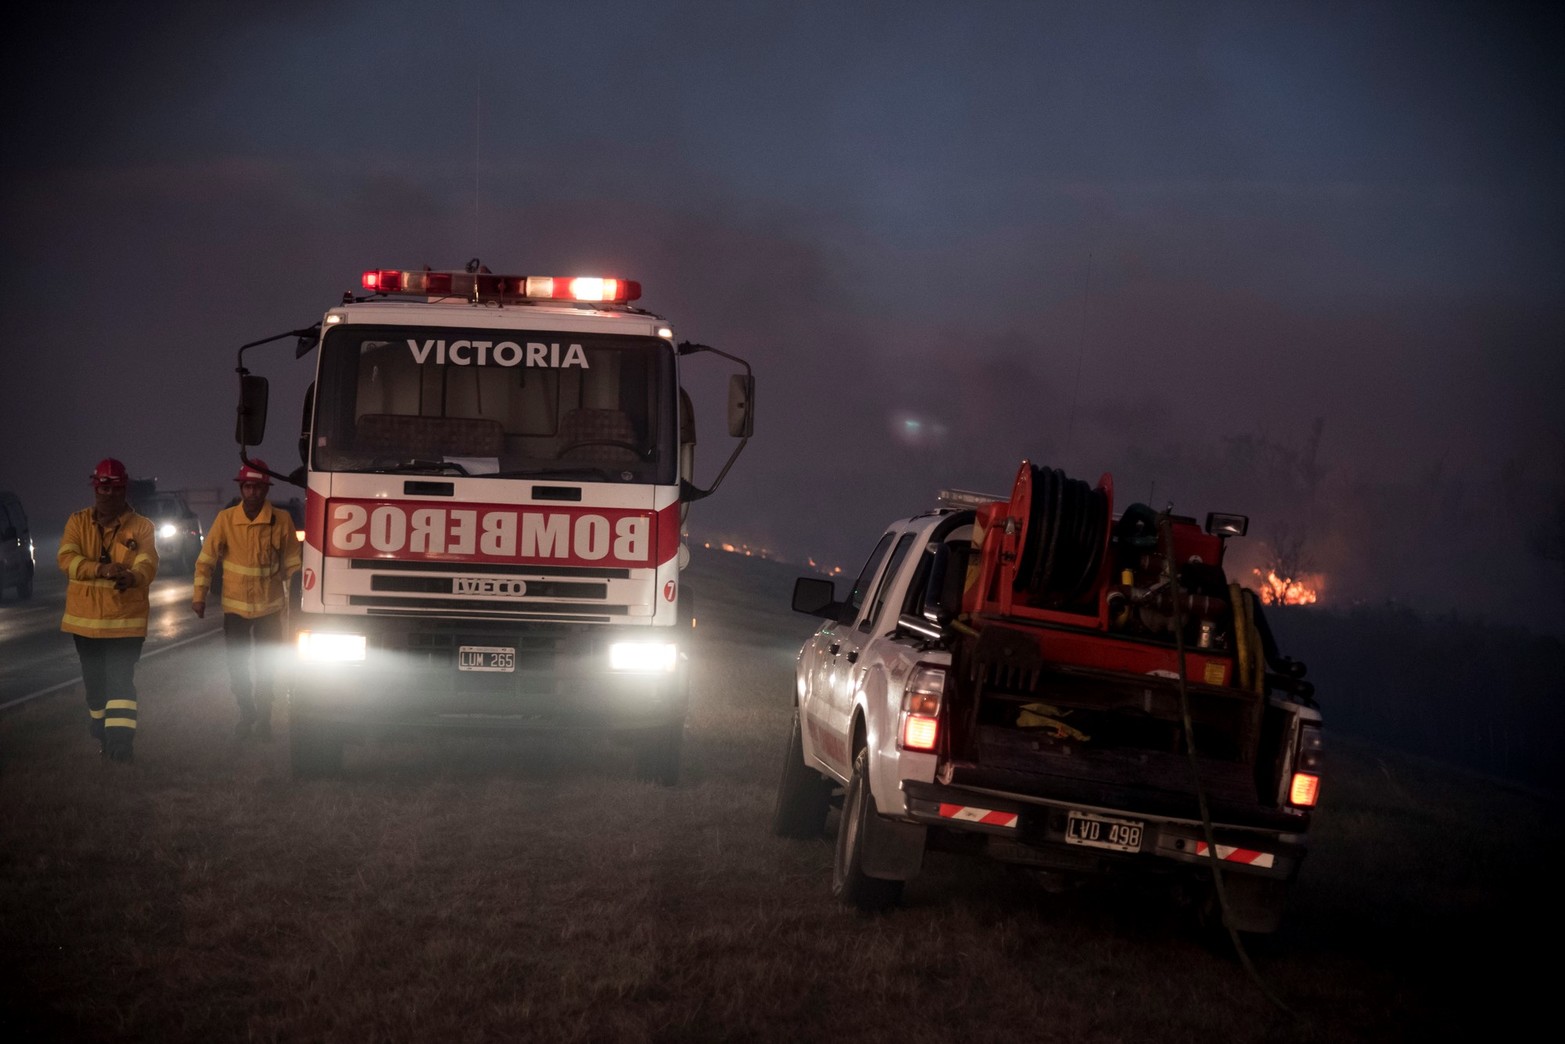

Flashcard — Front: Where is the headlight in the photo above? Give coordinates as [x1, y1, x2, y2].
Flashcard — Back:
[297, 630, 367, 663]
[158, 522, 177, 539]
[608, 640, 678, 673]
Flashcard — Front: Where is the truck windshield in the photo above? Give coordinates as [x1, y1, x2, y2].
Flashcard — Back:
[310, 324, 678, 484]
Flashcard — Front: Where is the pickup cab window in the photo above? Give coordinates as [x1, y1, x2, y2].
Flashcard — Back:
[860, 532, 918, 633]
[841, 533, 895, 624]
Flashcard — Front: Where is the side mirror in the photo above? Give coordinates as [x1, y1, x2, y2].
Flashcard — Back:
[792, 575, 839, 618]
[237, 374, 270, 446]
[728, 374, 755, 438]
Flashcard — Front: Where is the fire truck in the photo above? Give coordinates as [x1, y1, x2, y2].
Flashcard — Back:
[774, 463, 1322, 933]
[234, 264, 754, 782]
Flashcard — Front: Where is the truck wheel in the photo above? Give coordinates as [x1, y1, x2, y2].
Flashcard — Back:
[633, 722, 682, 786]
[772, 710, 833, 838]
[289, 715, 344, 779]
[832, 747, 904, 912]
[17, 564, 33, 600]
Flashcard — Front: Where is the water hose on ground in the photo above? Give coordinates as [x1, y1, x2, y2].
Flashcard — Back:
[1162, 515, 1296, 1017]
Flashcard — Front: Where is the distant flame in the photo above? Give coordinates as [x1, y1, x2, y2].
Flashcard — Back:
[1254, 569, 1322, 606]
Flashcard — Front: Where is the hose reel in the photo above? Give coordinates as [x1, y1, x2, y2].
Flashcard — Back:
[1008, 463, 1110, 608]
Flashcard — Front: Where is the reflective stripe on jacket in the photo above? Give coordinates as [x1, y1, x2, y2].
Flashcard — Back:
[193, 503, 302, 619]
[58, 507, 158, 638]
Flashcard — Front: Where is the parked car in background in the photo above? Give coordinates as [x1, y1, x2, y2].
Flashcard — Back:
[137, 490, 204, 571]
[0, 490, 35, 600]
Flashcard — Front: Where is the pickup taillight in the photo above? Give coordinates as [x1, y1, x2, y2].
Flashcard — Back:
[1287, 723, 1324, 808]
[899, 665, 946, 752]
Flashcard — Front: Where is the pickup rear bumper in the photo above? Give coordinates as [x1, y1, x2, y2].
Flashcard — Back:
[902, 779, 1306, 883]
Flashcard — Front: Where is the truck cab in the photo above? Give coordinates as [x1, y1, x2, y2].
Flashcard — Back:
[235, 266, 753, 782]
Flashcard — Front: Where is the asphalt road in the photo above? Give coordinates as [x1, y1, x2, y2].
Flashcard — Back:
[0, 550, 220, 709]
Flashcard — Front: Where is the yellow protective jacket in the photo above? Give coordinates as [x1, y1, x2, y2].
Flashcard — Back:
[193, 502, 302, 618]
[58, 507, 159, 638]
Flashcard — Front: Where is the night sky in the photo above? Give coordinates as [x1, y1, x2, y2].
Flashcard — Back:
[3, 1, 1561, 629]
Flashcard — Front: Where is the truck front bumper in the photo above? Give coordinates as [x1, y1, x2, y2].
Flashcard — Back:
[286, 615, 689, 734]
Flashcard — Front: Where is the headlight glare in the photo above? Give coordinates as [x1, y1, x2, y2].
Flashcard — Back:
[297, 630, 367, 663]
[608, 640, 678, 673]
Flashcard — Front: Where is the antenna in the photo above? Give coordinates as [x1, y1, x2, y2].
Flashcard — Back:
[473, 71, 482, 249]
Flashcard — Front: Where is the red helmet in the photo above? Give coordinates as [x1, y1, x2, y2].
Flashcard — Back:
[90, 458, 129, 488]
[235, 459, 272, 485]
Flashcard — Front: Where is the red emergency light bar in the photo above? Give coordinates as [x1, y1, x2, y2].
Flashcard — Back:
[361, 269, 642, 304]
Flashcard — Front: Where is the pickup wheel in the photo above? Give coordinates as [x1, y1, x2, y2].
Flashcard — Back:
[832, 747, 904, 912]
[771, 710, 833, 838]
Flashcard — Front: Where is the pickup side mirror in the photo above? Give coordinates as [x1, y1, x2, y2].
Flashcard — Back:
[237, 374, 269, 446]
[792, 575, 840, 618]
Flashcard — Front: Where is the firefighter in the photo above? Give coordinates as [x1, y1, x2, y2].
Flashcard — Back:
[192, 460, 302, 740]
[59, 458, 159, 763]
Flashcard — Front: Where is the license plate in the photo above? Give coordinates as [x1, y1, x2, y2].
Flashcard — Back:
[458, 645, 515, 672]
[1065, 811, 1144, 853]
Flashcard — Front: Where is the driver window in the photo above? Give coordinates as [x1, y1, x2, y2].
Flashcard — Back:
[861, 533, 917, 632]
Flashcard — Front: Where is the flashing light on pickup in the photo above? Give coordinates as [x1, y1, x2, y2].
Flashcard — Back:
[361, 268, 641, 304]
[898, 665, 945, 752]
[1288, 723, 1325, 808]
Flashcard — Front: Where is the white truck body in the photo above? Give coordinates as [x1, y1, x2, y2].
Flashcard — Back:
[236, 268, 752, 781]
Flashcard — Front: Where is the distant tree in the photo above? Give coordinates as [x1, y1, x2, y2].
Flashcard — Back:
[1221, 418, 1327, 600]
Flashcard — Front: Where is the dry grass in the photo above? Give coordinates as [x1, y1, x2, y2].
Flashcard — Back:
[0, 548, 1554, 1042]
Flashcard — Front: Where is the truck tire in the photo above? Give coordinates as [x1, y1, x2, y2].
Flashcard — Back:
[772, 710, 833, 838]
[832, 747, 904, 912]
[17, 563, 33, 600]
[633, 721, 682, 786]
[289, 714, 344, 779]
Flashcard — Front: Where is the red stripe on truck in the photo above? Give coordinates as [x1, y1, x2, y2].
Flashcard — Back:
[321, 497, 678, 569]
[938, 803, 1019, 828]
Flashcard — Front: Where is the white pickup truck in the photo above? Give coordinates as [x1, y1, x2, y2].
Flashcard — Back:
[772, 465, 1323, 933]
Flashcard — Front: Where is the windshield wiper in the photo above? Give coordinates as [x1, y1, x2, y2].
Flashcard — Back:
[369, 459, 471, 476]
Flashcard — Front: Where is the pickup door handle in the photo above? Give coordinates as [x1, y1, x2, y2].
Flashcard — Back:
[846, 650, 859, 664]
[828, 642, 841, 656]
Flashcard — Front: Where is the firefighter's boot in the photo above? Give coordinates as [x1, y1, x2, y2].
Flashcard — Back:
[103, 698, 136, 763]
